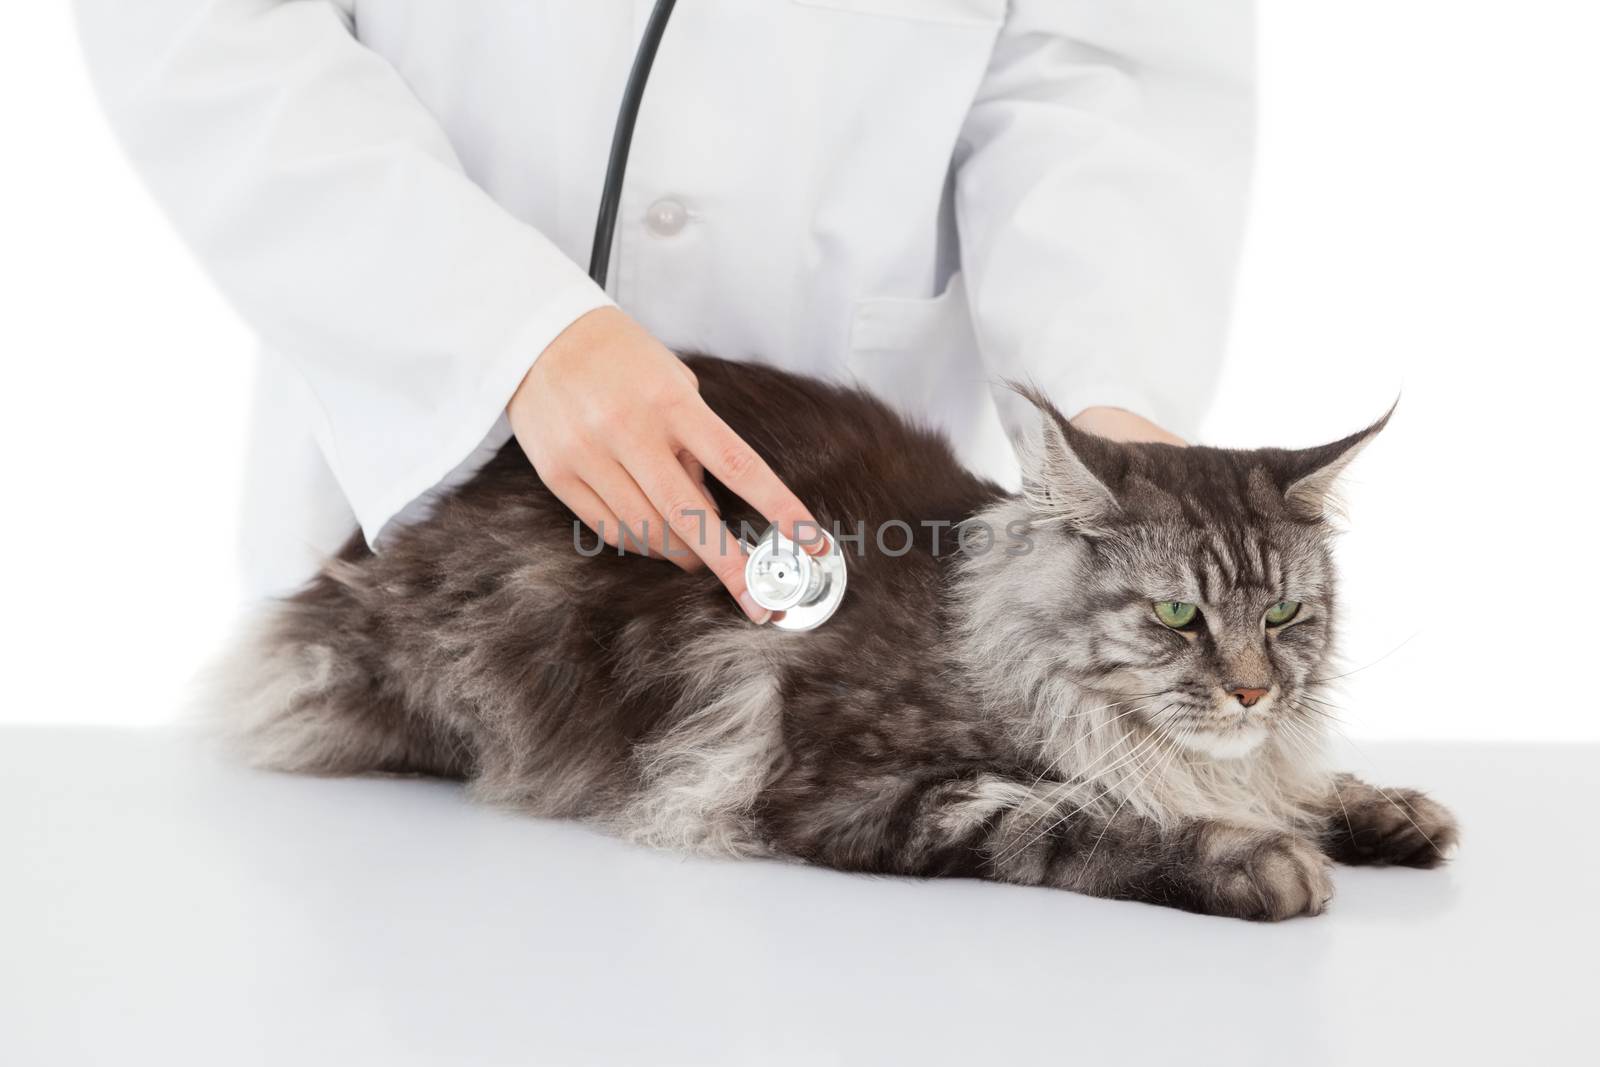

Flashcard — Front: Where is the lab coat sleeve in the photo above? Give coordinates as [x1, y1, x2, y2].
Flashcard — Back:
[955, 0, 1255, 441]
[73, 0, 613, 542]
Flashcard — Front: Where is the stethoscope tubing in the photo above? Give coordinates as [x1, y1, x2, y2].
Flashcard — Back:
[589, 0, 680, 288]
[585, 0, 847, 631]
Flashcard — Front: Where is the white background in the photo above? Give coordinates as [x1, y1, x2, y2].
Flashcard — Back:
[1, 3, 1594, 739]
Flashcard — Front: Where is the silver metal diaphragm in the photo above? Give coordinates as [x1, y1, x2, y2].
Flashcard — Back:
[742, 527, 847, 631]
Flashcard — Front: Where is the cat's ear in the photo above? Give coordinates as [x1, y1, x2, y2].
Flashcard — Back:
[1014, 386, 1121, 535]
[1277, 403, 1395, 521]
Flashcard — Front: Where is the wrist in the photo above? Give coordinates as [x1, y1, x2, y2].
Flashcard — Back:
[509, 307, 624, 415]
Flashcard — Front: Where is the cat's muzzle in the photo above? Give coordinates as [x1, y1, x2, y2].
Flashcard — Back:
[743, 527, 848, 631]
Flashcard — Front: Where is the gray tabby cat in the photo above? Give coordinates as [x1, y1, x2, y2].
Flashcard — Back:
[213, 356, 1457, 921]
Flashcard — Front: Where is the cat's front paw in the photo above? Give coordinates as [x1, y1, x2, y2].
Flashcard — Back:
[1322, 780, 1459, 868]
[1189, 825, 1334, 922]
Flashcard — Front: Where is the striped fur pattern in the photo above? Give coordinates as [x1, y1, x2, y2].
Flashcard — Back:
[206, 357, 1457, 921]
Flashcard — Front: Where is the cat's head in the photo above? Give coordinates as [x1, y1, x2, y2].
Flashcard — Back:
[962, 393, 1387, 763]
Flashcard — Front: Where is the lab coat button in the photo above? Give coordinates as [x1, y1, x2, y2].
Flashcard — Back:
[646, 198, 688, 237]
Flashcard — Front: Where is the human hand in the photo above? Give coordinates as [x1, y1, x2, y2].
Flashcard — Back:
[508, 307, 821, 624]
[1070, 405, 1187, 446]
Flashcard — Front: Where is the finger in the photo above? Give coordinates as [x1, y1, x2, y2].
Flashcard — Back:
[678, 450, 709, 502]
[625, 451, 772, 624]
[670, 403, 825, 555]
[581, 460, 700, 570]
[676, 450, 721, 527]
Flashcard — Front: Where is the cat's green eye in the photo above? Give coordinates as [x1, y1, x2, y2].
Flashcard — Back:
[1265, 600, 1302, 627]
[1153, 601, 1199, 629]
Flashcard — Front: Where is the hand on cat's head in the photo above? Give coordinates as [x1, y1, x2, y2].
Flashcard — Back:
[1015, 385, 1390, 534]
[1068, 405, 1188, 446]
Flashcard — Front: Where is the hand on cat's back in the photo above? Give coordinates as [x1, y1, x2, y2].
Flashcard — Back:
[507, 307, 823, 625]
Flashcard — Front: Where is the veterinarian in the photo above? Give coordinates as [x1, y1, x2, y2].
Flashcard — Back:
[76, 0, 1254, 615]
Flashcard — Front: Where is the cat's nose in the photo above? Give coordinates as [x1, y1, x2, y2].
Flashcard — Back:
[1229, 686, 1270, 708]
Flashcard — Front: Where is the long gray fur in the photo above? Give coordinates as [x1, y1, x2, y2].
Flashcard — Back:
[205, 357, 1457, 921]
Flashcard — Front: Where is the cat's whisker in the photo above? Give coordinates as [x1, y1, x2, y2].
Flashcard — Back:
[1000, 705, 1179, 865]
[1078, 748, 1159, 868]
[1066, 706, 1177, 793]
[1326, 772, 1357, 848]
[998, 722, 1168, 865]
[1301, 718, 1445, 857]
[1043, 698, 1149, 731]
[1288, 698, 1347, 727]
[1295, 691, 1349, 716]
[996, 731, 1159, 867]
[1273, 715, 1325, 764]
[1064, 702, 1159, 742]
[1082, 718, 1194, 867]
[1015, 701, 1156, 807]
[1075, 686, 1185, 705]
[1030, 701, 1157, 772]
[1007, 734, 1140, 847]
[1305, 630, 1422, 685]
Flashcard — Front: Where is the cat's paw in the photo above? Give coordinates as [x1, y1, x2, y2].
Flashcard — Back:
[1192, 826, 1334, 922]
[1323, 782, 1459, 868]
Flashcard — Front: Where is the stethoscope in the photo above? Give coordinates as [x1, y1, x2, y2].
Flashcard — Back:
[587, 0, 847, 631]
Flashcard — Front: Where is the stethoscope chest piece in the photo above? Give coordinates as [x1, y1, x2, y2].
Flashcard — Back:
[743, 528, 847, 631]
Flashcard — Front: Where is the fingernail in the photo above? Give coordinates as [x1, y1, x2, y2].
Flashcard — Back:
[794, 525, 828, 555]
[738, 591, 772, 625]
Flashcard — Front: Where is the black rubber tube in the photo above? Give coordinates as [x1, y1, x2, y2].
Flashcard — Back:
[589, 0, 679, 288]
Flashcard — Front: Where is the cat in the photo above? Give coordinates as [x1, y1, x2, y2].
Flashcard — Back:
[211, 355, 1457, 921]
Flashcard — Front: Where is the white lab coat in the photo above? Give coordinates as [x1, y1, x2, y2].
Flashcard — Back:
[75, 0, 1254, 593]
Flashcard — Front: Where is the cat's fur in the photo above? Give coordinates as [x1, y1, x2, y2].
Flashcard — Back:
[211, 356, 1457, 920]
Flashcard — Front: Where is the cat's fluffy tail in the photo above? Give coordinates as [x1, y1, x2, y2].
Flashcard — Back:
[192, 592, 468, 778]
